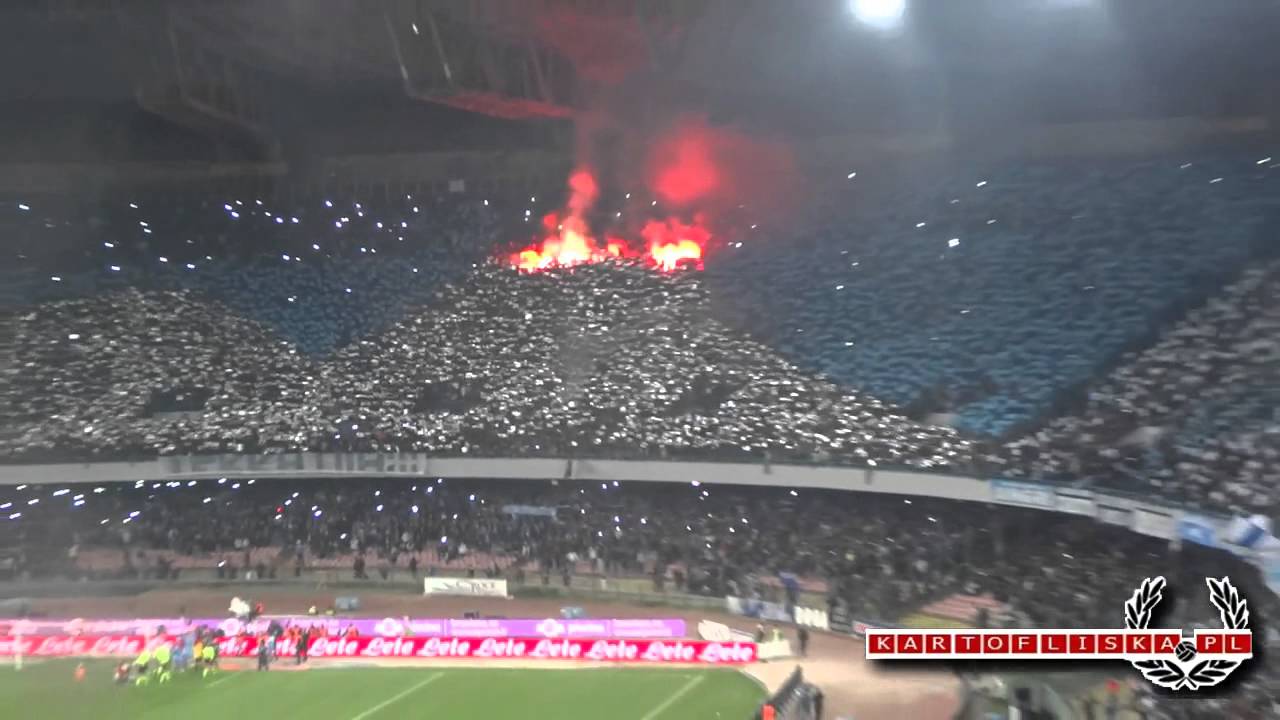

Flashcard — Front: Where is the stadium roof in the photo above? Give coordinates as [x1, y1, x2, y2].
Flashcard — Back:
[0, 0, 1275, 155]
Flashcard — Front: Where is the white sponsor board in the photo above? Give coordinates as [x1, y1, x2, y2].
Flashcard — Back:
[423, 578, 509, 598]
[793, 606, 830, 631]
[757, 638, 793, 661]
[990, 479, 1056, 510]
[698, 620, 753, 643]
[698, 619, 793, 660]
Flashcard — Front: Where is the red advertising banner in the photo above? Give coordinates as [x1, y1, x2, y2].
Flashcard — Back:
[0, 635, 758, 665]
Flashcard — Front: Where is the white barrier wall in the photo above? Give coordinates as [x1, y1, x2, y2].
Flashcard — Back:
[0, 453, 988, 501]
[697, 620, 753, 643]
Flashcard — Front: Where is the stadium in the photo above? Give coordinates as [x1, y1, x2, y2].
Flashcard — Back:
[0, 1, 1278, 719]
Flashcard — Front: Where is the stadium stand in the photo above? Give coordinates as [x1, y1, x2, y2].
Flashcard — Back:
[1, 260, 970, 468]
[3, 154, 1277, 515]
[0, 190, 492, 354]
[997, 258, 1280, 514]
[0, 154, 1277, 719]
[708, 153, 1279, 437]
[3, 3, 1277, 719]
[1, 478, 1277, 716]
[0, 479, 1268, 621]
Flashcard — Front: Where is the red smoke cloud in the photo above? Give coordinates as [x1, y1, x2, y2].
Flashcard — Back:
[566, 167, 599, 215]
[650, 129, 722, 206]
[646, 117, 799, 214]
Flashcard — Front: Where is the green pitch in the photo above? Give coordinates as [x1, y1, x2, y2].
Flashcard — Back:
[4, 660, 766, 720]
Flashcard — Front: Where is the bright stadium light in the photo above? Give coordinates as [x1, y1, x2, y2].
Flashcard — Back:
[851, 0, 906, 30]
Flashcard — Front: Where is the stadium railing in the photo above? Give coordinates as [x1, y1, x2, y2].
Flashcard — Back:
[751, 666, 817, 720]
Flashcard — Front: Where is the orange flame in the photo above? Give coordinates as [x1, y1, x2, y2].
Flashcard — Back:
[641, 218, 707, 272]
[511, 213, 706, 273]
[510, 170, 709, 273]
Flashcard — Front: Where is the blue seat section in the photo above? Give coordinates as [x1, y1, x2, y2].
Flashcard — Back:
[3, 256, 480, 355]
[175, 251, 475, 355]
[3, 154, 1276, 432]
[707, 153, 1279, 436]
[0, 191, 498, 354]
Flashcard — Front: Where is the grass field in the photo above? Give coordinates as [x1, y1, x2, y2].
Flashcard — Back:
[4, 659, 767, 720]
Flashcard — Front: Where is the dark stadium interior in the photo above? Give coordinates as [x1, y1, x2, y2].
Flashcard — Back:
[0, 1, 1278, 719]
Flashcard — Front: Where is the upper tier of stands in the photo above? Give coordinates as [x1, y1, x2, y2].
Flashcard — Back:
[1, 265, 971, 469]
[0, 148, 1276, 514]
[0, 190, 494, 355]
[994, 257, 1280, 514]
[709, 152, 1279, 436]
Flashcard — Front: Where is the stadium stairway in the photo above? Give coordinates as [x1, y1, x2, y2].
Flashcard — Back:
[0, 313, 12, 372]
[556, 320, 612, 400]
[0, 314, 15, 443]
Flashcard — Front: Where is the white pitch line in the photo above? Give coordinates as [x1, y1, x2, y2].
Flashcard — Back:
[640, 674, 706, 720]
[208, 671, 242, 688]
[350, 672, 445, 720]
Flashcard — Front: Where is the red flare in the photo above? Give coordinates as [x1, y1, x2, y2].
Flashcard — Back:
[641, 218, 707, 271]
[510, 168, 710, 273]
[511, 217, 708, 273]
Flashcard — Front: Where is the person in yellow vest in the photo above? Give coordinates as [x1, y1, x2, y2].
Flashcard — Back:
[153, 643, 173, 683]
[201, 643, 218, 678]
[133, 648, 152, 686]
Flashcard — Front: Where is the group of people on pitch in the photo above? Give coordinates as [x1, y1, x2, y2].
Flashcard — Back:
[117, 629, 221, 686]
[255, 623, 322, 671]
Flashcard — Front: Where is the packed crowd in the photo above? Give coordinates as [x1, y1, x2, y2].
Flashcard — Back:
[1, 477, 1276, 717]
[708, 152, 1279, 436]
[1, 190, 493, 354]
[1, 261, 971, 468]
[996, 258, 1280, 514]
[0, 476, 1268, 620]
[1, 151, 1277, 516]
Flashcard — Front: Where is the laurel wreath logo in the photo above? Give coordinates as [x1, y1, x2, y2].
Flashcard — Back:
[1123, 576, 1248, 691]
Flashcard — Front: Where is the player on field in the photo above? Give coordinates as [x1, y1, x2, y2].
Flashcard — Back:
[201, 642, 218, 678]
[153, 643, 173, 683]
[133, 648, 152, 686]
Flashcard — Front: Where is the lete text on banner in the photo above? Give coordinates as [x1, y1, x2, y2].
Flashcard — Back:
[0, 635, 757, 665]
